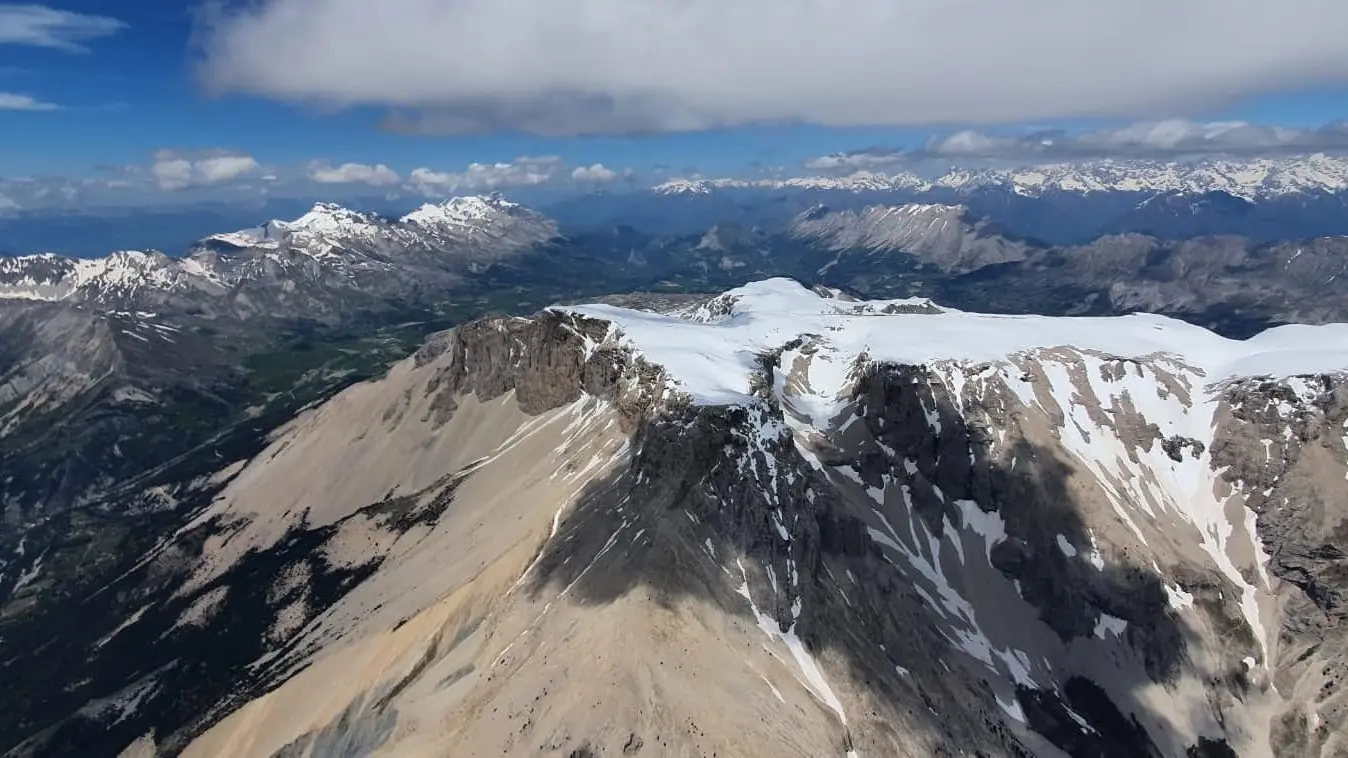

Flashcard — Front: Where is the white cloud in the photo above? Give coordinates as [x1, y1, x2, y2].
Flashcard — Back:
[0, 176, 84, 207]
[0, 91, 58, 110]
[803, 149, 907, 172]
[150, 150, 261, 190]
[806, 120, 1348, 169]
[0, 5, 124, 52]
[1061, 120, 1342, 155]
[307, 161, 400, 185]
[196, 155, 261, 184]
[196, 0, 1348, 136]
[570, 163, 621, 183]
[408, 155, 562, 194]
[924, 120, 1348, 160]
[151, 158, 194, 191]
[924, 130, 1009, 157]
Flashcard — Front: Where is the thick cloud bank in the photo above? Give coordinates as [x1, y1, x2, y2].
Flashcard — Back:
[196, 0, 1348, 135]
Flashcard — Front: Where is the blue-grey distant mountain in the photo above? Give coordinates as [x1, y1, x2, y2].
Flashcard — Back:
[637, 153, 1348, 244]
[0, 195, 559, 322]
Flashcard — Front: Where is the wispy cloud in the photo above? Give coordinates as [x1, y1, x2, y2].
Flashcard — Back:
[807, 120, 1348, 170]
[0, 174, 129, 209]
[151, 149, 261, 191]
[926, 120, 1348, 160]
[307, 160, 400, 186]
[0, 90, 57, 110]
[0, 4, 124, 52]
[408, 155, 563, 194]
[195, 0, 1348, 136]
[803, 148, 908, 172]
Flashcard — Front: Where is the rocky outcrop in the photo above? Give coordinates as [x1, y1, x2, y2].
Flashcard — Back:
[1210, 376, 1348, 757]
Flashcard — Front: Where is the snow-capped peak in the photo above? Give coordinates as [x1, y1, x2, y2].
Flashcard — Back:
[399, 193, 521, 228]
[653, 172, 932, 196]
[0, 249, 184, 302]
[652, 178, 713, 196]
[201, 202, 383, 251]
[2, 194, 560, 307]
[949, 154, 1348, 198]
[280, 202, 382, 238]
[561, 278, 1348, 407]
[653, 153, 1348, 199]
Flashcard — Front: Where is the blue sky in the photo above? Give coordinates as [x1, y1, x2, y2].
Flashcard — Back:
[3, 0, 1348, 210]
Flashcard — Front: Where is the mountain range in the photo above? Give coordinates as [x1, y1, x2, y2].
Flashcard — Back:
[601, 154, 1348, 246]
[6, 189, 1348, 336]
[654, 153, 1348, 199]
[7, 154, 1348, 259]
[0, 195, 557, 321]
[2, 181, 1348, 757]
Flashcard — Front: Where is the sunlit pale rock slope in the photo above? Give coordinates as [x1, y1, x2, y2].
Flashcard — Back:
[96, 279, 1348, 758]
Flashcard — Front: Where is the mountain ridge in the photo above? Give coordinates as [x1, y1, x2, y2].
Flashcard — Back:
[0, 194, 559, 320]
[653, 153, 1348, 199]
[5, 279, 1344, 756]
[788, 202, 1038, 274]
[8, 194, 1348, 339]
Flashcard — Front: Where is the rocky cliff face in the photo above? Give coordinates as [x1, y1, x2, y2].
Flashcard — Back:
[3, 280, 1346, 758]
[789, 202, 1035, 274]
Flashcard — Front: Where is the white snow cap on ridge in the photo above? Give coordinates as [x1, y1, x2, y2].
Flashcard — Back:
[560, 278, 1348, 405]
[286, 201, 380, 233]
[653, 154, 1348, 199]
[204, 194, 526, 246]
[204, 202, 380, 247]
[399, 193, 521, 227]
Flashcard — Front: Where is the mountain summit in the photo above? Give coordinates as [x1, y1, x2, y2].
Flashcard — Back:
[7, 278, 1345, 756]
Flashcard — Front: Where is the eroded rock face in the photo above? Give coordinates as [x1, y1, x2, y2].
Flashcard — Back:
[789, 203, 1034, 274]
[1210, 377, 1348, 758]
[518, 344, 1348, 757]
